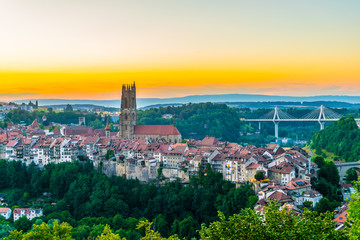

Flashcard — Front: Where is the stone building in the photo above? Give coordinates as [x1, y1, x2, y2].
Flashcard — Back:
[118, 82, 181, 143]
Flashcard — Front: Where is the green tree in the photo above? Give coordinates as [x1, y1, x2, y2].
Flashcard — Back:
[254, 171, 265, 181]
[347, 180, 360, 239]
[314, 197, 333, 214]
[65, 104, 73, 112]
[345, 168, 358, 183]
[6, 220, 73, 240]
[318, 161, 340, 186]
[303, 201, 313, 209]
[89, 225, 105, 239]
[72, 225, 91, 240]
[0, 224, 15, 239]
[105, 150, 115, 160]
[14, 216, 32, 232]
[178, 216, 199, 239]
[137, 220, 179, 240]
[313, 156, 326, 168]
[153, 214, 169, 237]
[312, 117, 360, 162]
[96, 225, 122, 240]
[199, 203, 347, 239]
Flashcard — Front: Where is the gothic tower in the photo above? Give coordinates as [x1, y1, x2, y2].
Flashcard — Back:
[118, 82, 137, 138]
[105, 117, 110, 139]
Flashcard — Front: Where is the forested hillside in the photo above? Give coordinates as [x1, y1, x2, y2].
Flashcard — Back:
[0, 160, 256, 239]
[138, 102, 242, 142]
[312, 117, 360, 162]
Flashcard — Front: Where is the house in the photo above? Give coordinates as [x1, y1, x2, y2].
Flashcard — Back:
[267, 190, 293, 205]
[163, 143, 188, 168]
[284, 179, 313, 205]
[292, 189, 323, 207]
[245, 163, 268, 182]
[197, 136, 219, 147]
[0, 207, 11, 220]
[284, 178, 312, 195]
[302, 190, 322, 207]
[334, 204, 348, 229]
[5, 140, 18, 160]
[340, 184, 356, 201]
[268, 162, 296, 185]
[0, 133, 8, 159]
[13, 208, 43, 221]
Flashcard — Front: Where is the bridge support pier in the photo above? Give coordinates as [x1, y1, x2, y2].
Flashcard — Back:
[274, 121, 279, 139]
[319, 121, 325, 130]
[258, 122, 261, 131]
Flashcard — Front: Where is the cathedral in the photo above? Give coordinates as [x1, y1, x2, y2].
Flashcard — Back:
[118, 83, 182, 143]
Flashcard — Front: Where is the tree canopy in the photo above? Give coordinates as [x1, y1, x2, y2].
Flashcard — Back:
[312, 117, 360, 162]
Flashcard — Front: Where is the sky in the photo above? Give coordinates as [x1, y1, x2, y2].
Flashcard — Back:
[1, 0, 360, 101]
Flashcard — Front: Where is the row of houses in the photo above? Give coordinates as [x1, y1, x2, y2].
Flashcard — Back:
[1, 119, 323, 209]
[0, 207, 43, 221]
[1, 120, 318, 184]
[0, 101, 38, 112]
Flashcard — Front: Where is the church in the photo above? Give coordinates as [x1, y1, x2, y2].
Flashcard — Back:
[117, 83, 182, 143]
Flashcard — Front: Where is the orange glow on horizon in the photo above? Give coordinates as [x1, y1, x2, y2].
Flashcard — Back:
[1, 63, 360, 101]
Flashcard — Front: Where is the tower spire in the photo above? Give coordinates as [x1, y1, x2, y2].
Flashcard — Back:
[105, 117, 110, 131]
[105, 117, 110, 138]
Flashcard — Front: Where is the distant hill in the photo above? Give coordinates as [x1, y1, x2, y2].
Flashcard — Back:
[11, 94, 360, 108]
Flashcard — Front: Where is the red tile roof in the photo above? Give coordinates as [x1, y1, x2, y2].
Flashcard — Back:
[0, 133, 7, 143]
[334, 210, 348, 225]
[134, 125, 180, 136]
[246, 163, 261, 169]
[5, 140, 18, 147]
[198, 136, 219, 146]
[53, 127, 60, 135]
[65, 126, 94, 136]
[285, 178, 311, 190]
[31, 119, 40, 128]
[268, 191, 292, 202]
[269, 162, 294, 174]
[0, 207, 10, 213]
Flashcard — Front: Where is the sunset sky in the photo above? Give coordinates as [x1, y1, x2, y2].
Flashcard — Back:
[1, 0, 360, 101]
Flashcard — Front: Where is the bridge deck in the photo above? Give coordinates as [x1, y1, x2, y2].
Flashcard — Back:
[242, 118, 360, 122]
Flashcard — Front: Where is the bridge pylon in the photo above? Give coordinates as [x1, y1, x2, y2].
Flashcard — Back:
[273, 106, 280, 139]
[318, 104, 326, 130]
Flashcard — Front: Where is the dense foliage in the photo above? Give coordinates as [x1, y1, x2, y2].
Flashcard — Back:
[4, 202, 349, 240]
[348, 180, 360, 239]
[138, 103, 242, 142]
[198, 203, 347, 240]
[312, 156, 341, 213]
[0, 160, 255, 239]
[345, 169, 358, 184]
[312, 117, 360, 162]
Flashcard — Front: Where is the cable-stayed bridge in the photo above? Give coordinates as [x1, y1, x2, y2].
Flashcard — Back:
[242, 105, 360, 139]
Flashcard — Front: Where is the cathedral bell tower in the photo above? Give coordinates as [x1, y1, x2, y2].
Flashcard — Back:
[118, 82, 137, 139]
